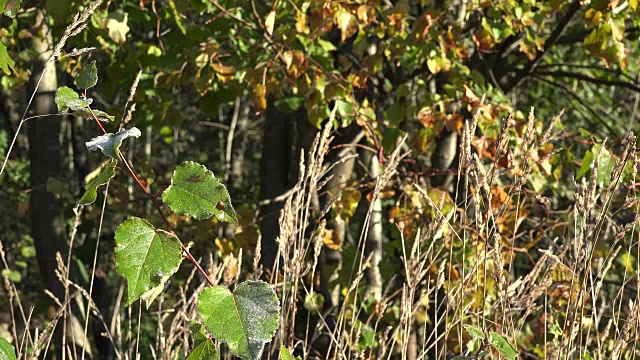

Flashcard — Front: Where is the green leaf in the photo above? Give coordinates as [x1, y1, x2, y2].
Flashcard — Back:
[162, 161, 237, 223]
[0, 338, 16, 360]
[274, 96, 303, 113]
[463, 324, 485, 340]
[0, 43, 15, 75]
[76, 61, 98, 89]
[85, 127, 141, 160]
[76, 160, 116, 208]
[198, 281, 280, 360]
[115, 217, 183, 307]
[576, 149, 593, 180]
[55, 87, 93, 112]
[451, 356, 473, 360]
[384, 103, 405, 126]
[1, 269, 21, 283]
[2, 0, 20, 17]
[73, 108, 115, 122]
[187, 324, 218, 360]
[279, 346, 301, 360]
[488, 332, 518, 360]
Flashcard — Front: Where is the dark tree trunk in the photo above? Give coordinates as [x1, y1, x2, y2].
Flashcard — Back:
[28, 15, 68, 359]
[259, 96, 295, 271]
[28, 14, 91, 359]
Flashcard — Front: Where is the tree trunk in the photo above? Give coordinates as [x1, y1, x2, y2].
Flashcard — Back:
[259, 96, 294, 271]
[28, 13, 88, 359]
[360, 149, 383, 301]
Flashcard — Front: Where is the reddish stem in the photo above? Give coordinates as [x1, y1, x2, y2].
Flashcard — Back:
[90, 113, 215, 287]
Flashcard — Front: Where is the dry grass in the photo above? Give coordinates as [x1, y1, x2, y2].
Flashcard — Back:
[2, 103, 640, 359]
[1, 6, 639, 355]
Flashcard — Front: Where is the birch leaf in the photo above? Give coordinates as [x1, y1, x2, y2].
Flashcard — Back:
[198, 281, 280, 360]
[162, 161, 237, 223]
[115, 217, 183, 307]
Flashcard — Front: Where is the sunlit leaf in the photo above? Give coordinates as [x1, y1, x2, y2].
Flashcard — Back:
[55, 87, 93, 112]
[0, 338, 16, 360]
[336, 7, 358, 42]
[264, 8, 276, 36]
[85, 127, 141, 160]
[115, 217, 183, 307]
[253, 83, 267, 112]
[2, 0, 20, 17]
[321, 228, 341, 250]
[0, 43, 15, 75]
[106, 11, 130, 44]
[162, 161, 238, 223]
[280, 345, 301, 360]
[76, 160, 116, 208]
[198, 281, 280, 360]
[463, 324, 485, 340]
[488, 332, 518, 360]
[187, 324, 218, 360]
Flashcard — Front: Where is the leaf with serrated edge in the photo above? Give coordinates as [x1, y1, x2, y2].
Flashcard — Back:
[76, 160, 116, 208]
[115, 217, 183, 307]
[86, 127, 141, 160]
[187, 324, 218, 360]
[488, 332, 518, 360]
[162, 161, 237, 223]
[55, 86, 93, 112]
[55, 86, 79, 112]
[198, 281, 280, 360]
[0, 338, 16, 360]
[463, 324, 485, 340]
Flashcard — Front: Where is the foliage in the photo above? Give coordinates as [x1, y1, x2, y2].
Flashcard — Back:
[0, 338, 16, 360]
[198, 281, 280, 360]
[1, 0, 640, 359]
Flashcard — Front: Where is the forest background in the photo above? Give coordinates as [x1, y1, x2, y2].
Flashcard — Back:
[1, 0, 640, 359]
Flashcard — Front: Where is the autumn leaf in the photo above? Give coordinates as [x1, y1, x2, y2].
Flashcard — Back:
[356, 5, 375, 25]
[321, 227, 341, 250]
[336, 7, 358, 42]
[253, 84, 267, 112]
[296, 11, 309, 34]
[490, 186, 510, 210]
[445, 114, 464, 133]
[212, 62, 236, 82]
[264, 8, 276, 36]
[283, 50, 307, 78]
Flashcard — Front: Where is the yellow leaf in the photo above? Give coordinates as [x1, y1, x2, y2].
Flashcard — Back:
[445, 114, 464, 133]
[283, 50, 307, 78]
[490, 186, 510, 210]
[296, 11, 309, 34]
[336, 8, 358, 42]
[264, 8, 276, 36]
[356, 5, 375, 25]
[212, 62, 236, 82]
[253, 84, 267, 112]
[322, 228, 341, 250]
[340, 187, 362, 219]
[215, 238, 234, 257]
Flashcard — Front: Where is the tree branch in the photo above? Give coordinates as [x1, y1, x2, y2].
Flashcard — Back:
[502, 1, 582, 93]
[533, 75, 619, 135]
[536, 69, 640, 93]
